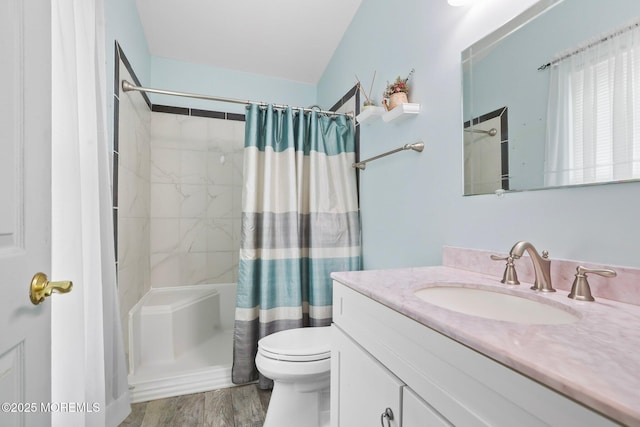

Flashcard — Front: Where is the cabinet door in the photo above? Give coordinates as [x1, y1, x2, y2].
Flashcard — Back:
[331, 326, 403, 427]
[403, 387, 453, 427]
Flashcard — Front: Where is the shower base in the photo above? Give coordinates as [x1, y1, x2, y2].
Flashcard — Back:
[127, 284, 236, 403]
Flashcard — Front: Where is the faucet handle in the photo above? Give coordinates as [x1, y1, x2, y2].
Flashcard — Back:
[568, 266, 617, 302]
[490, 255, 520, 285]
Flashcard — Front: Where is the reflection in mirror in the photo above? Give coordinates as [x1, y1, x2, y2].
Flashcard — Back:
[464, 107, 508, 195]
[462, 0, 640, 195]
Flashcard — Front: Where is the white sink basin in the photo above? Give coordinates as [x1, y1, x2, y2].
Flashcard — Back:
[414, 285, 580, 325]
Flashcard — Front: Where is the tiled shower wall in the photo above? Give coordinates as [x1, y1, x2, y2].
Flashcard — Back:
[149, 111, 245, 286]
[116, 59, 151, 350]
[114, 46, 245, 359]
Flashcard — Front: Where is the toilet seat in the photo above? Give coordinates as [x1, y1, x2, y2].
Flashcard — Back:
[258, 326, 331, 362]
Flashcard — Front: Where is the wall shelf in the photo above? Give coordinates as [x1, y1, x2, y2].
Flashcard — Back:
[356, 106, 384, 124]
[356, 103, 420, 125]
[382, 102, 420, 122]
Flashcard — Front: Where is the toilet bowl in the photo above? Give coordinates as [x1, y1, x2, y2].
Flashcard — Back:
[255, 326, 332, 427]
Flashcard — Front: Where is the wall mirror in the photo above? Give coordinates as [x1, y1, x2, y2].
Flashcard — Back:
[462, 0, 640, 195]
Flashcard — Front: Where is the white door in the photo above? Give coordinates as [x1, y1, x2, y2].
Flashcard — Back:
[0, 1, 58, 426]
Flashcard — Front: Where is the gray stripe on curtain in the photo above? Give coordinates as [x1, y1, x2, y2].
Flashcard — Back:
[241, 211, 361, 249]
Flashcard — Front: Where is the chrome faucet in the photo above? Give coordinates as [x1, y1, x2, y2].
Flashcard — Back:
[509, 241, 555, 292]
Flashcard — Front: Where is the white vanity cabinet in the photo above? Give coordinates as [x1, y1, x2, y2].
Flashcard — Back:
[331, 325, 450, 427]
[330, 280, 622, 427]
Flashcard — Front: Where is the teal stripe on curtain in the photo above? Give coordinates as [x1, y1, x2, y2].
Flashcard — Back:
[243, 104, 356, 155]
[232, 104, 361, 387]
[236, 256, 362, 310]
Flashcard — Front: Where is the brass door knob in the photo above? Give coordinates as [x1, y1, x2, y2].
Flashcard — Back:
[29, 272, 73, 305]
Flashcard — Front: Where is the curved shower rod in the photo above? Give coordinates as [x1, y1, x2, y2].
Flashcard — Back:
[352, 141, 424, 170]
[121, 80, 354, 118]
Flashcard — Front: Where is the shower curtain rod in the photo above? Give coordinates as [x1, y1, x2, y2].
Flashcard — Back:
[538, 19, 640, 71]
[121, 80, 354, 118]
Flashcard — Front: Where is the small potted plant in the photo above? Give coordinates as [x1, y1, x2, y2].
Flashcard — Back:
[383, 69, 414, 111]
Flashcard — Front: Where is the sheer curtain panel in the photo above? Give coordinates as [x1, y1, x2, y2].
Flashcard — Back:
[545, 22, 640, 186]
[51, 0, 130, 425]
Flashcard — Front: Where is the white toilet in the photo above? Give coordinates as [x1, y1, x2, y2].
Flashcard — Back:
[255, 326, 332, 427]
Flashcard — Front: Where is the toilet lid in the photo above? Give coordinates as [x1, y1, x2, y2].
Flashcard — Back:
[258, 326, 331, 362]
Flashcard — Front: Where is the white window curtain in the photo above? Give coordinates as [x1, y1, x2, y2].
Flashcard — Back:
[545, 23, 640, 187]
[51, 0, 130, 426]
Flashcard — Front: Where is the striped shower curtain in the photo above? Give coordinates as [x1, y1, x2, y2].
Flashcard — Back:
[232, 104, 361, 387]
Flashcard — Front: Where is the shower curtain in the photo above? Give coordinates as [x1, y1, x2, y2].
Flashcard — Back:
[232, 105, 361, 387]
[51, 0, 130, 425]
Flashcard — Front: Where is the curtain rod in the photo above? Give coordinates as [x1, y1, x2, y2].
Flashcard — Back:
[352, 142, 424, 170]
[538, 20, 640, 71]
[121, 80, 354, 118]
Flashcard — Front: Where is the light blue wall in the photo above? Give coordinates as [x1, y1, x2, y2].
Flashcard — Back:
[104, 0, 151, 88]
[150, 57, 317, 115]
[318, 0, 640, 270]
[104, 0, 151, 150]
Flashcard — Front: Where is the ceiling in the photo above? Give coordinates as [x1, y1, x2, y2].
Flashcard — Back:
[135, 0, 363, 84]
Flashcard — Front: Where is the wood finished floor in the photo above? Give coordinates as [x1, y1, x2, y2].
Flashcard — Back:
[119, 385, 271, 427]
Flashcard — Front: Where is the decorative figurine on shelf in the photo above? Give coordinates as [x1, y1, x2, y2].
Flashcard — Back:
[383, 68, 414, 111]
[355, 71, 377, 110]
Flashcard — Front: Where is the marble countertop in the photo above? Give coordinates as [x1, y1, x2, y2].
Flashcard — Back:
[331, 266, 640, 426]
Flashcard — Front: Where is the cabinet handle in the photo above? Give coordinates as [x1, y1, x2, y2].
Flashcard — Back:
[380, 407, 394, 427]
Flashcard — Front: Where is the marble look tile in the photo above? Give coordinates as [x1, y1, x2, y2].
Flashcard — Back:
[150, 253, 181, 287]
[126, 109, 244, 298]
[206, 118, 236, 150]
[232, 219, 242, 250]
[120, 66, 151, 129]
[150, 218, 180, 254]
[180, 253, 208, 285]
[207, 185, 234, 218]
[230, 120, 246, 149]
[118, 168, 149, 218]
[150, 147, 181, 184]
[118, 119, 151, 182]
[206, 252, 236, 284]
[180, 218, 209, 253]
[151, 111, 183, 142]
[207, 151, 234, 186]
[118, 218, 149, 268]
[181, 149, 208, 184]
[180, 184, 208, 218]
[231, 151, 245, 187]
[231, 185, 242, 219]
[179, 115, 208, 145]
[150, 183, 182, 218]
[117, 63, 152, 363]
[206, 219, 234, 252]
